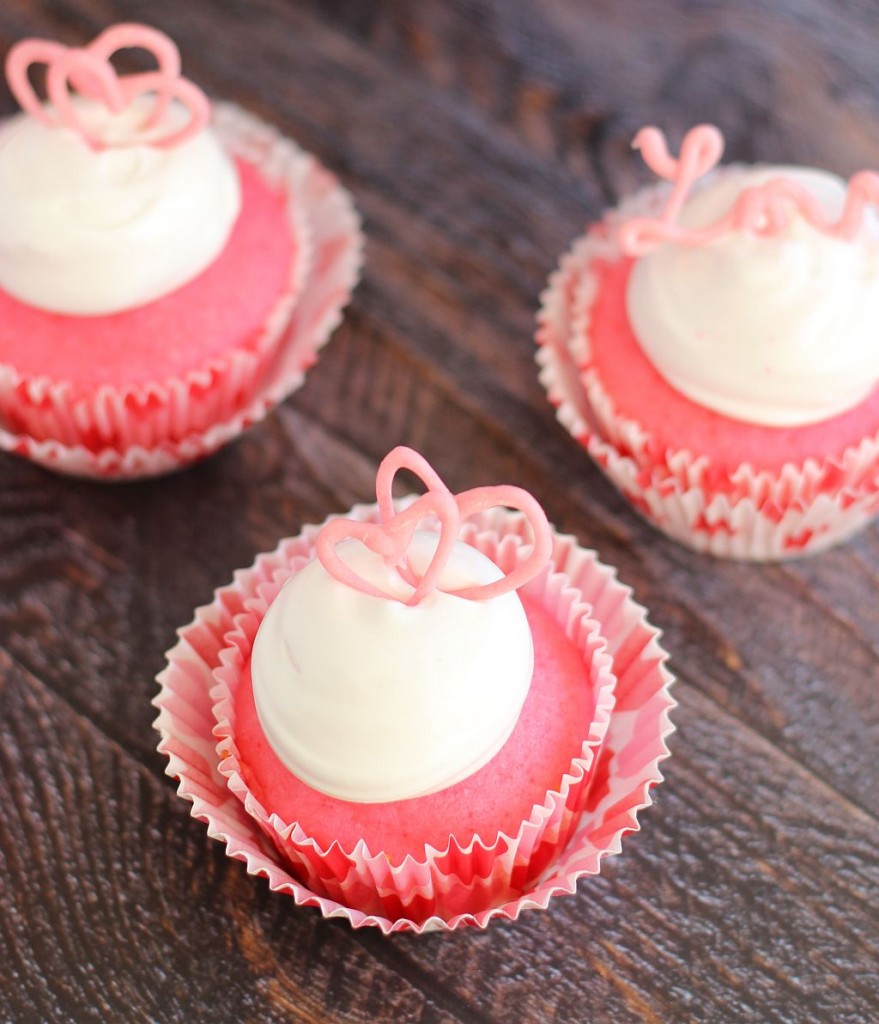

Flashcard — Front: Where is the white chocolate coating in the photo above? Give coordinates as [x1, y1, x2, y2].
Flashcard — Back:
[251, 532, 534, 803]
[627, 166, 879, 426]
[0, 97, 241, 315]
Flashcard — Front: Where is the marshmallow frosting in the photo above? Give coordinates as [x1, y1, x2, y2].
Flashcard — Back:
[626, 166, 879, 426]
[251, 532, 534, 804]
[0, 96, 241, 315]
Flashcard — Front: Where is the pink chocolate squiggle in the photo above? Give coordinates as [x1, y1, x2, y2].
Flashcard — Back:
[619, 124, 879, 256]
[5, 23, 210, 151]
[316, 447, 552, 605]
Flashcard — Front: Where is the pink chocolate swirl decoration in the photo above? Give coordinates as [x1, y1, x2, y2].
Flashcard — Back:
[619, 124, 879, 256]
[316, 447, 553, 605]
[5, 23, 210, 151]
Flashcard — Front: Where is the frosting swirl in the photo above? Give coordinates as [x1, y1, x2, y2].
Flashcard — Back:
[626, 166, 879, 426]
[0, 96, 240, 315]
[251, 532, 534, 804]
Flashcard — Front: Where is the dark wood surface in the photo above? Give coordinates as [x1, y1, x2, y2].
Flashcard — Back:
[1, 1, 877, 1021]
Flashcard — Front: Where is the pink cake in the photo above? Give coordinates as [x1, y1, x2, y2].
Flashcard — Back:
[588, 256, 879, 483]
[156, 446, 675, 932]
[228, 595, 596, 867]
[0, 23, 360, 474]
[0, 159, 295, 449]
[537, 124, 879, 558]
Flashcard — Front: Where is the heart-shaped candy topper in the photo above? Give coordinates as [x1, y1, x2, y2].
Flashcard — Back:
[5, 23, 210, 151]
[619, 124, 879, 256]
[316, 447, 553, 605]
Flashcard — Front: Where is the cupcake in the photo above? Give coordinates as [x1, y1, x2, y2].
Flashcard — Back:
[537, 124, 879, 558]
[0, 23, 361, 479]
[155, 448, 674, 932]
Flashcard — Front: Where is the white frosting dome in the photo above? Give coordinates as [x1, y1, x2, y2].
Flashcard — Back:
[251, 532, 534, 803]
[0, 96, 241, 315]
[626, 166, 879, 426]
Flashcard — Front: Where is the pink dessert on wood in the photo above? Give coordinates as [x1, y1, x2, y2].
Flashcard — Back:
[157, 446, 675, 932]
[0, 23, 361, 474]
[209, 447, 622, 923]
[537, 124, 879, 558]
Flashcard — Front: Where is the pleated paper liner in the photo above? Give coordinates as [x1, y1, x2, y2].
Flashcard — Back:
[536, 184, 879, 559]
[155, 505, 674, 933]
[0, 102, 363, 480]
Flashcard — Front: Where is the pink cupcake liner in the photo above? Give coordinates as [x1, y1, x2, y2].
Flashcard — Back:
[536, 183, 879, 559]
[0, 102, 363, 480]
[154, 505, 674, 933]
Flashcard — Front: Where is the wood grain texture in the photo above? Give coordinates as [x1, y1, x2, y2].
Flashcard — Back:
[0, 1, 876, 1022]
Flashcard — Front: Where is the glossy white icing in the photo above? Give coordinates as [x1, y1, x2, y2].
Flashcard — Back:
[251, 531, 534, 803]
[627, 166, 879, 425]
[0, 96, 240, 315]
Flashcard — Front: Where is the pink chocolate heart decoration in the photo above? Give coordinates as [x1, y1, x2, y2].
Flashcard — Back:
[619, 123, 879, 256]
[315, 447, 552, 605]
[5, 22, 210, 151]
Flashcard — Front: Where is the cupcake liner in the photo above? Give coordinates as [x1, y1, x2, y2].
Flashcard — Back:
[0, 102, 363, 480]
[536, 181, 879, 559]
[154, 505, 674, 933]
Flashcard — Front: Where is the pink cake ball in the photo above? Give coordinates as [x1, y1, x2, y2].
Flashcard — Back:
[210, 449, 619, 924]
[0, 23, 349, 468]
[537, 124, 879, 558]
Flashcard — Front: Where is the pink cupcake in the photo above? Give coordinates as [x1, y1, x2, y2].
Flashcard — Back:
[538, 124, 879, 558]
[0, 23, 362, 479]
[155, 448, 675, 932]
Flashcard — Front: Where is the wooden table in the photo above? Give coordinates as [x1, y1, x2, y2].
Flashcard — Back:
[1, 2, 877, 1021]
